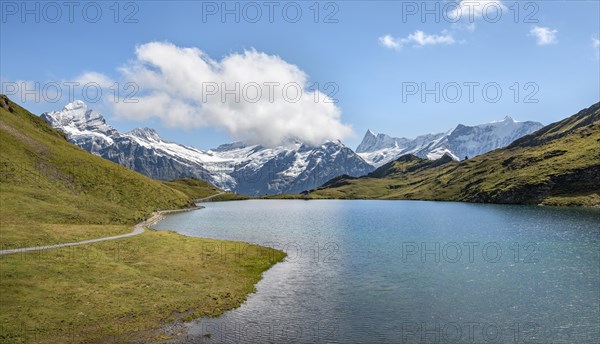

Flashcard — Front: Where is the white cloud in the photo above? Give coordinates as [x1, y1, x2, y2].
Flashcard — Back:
[379, 30, 455, 50]
[593, 37, 600, 48]
[379, 35, 401, 49]
[110, 42, 352, 146]
[409, 30, 455, 46]
[448, 0, 506, 22]
[529, 26, 558, 45]
[380, 1, 504, 52]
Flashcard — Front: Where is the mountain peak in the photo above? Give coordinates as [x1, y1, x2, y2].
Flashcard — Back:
[128, 127, 162, 141]
[356, 129, 396, 153]
[503, 115, 515, 122]
[41, 101, 118, 147]
[42, 101, 109, 132]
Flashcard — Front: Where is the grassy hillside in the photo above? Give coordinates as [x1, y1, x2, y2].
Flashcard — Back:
[306, 102, 600, 207]
[0, 95, 209, 245]
[0, 95, 285, 343]
[161, 179, 253, 202]
[210, 192, 252, 201]
[162, 178, 221, 200]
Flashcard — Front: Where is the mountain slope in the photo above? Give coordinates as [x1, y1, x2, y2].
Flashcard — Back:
[42, 101, 374, 195]
[0, 95, 214, 244]
[357, 117, 543, 167]
[308, 102, 600, 207]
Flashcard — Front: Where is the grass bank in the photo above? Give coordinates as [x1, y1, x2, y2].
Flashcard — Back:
[0, 229, 285, 343]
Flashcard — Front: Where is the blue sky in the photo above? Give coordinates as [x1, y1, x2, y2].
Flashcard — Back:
[1, 0, 599, 149]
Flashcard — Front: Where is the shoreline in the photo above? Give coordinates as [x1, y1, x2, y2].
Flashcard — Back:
[141, 205, 205, 228]
[262, 194, 600, 209]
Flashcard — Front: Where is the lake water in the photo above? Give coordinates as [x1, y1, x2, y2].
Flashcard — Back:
[152, 200, 600, 343]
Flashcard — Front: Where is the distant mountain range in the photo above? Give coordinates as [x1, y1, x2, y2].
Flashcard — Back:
[356, 117, 543, 167]
[42, 101, 373, 195]
[42, 101, 545, 195]
[304, 102, 600, 207]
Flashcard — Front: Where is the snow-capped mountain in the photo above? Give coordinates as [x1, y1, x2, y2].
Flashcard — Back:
[42, 101, 225, 186]
[205, 139, 373, 194]
[357, 116, 544, 167]
[42, 101, 373, 195]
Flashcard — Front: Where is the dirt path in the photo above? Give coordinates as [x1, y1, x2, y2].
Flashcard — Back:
[0, 192, 225, 255]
